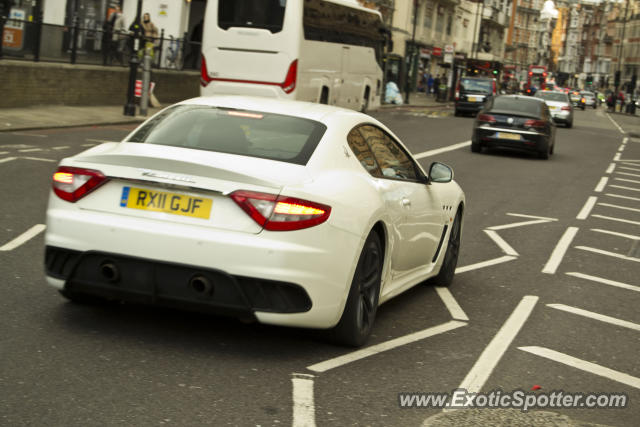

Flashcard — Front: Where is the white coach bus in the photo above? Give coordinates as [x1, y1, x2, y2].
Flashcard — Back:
[200, 0, 385, 112]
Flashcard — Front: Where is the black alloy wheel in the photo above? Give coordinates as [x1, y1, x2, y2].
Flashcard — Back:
[331, 232, 383, 347]
[430, 210, 461, 287]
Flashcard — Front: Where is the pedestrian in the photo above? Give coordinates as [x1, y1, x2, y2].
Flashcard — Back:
[618, 90, 625, 112]
[107, 5, 127, 65]
[433, 74, 441, 98]
[427, 74, 434, 94]
[139, 12, 159, 63]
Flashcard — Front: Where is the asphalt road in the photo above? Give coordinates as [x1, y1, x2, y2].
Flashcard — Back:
[0, 107, 638, 426]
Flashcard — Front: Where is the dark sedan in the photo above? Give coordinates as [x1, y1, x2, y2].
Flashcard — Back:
[471, 95, 556, 159]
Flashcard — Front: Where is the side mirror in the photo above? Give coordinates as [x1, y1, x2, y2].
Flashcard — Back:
[428, 162, 453, 183]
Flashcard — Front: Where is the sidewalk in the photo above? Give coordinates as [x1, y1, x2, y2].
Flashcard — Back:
[0, 105, 162, 132]
[377, 91, 454, 111]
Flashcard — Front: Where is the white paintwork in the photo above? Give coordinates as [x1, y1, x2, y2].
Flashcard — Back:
[606, 163, 616, 174]
[484, 230, 519, 256]
[542, 227, 579, 274]
[576, 246, 640, 263]
[594, 177, 608, 192]
[455, 255, 517, 274]
[576, 196, 597, 220]
[591, 228, 640, 241]
[605, 193, 640, 202]
[591, 214, 640, 226]
[200, 0, 382, 111]
[598, 202, 640, 213]
[292, 374, 316, 427]
[435, 287, 469, 321]
[0, 224, 46, 252]
[413, 141, 472, 159]
[547, 304, 640, 332]
[45, 95, 465, 330]
[566, 272, 640, 293]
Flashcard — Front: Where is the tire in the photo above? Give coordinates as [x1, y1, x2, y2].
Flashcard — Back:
[538, 144, 550, 159]
[331, 232, 383, 347]
[430, 210, 461, 287]
[471, 140, 481, 153]
[550, 141, 554, 155]
[566, 120, 573, 128]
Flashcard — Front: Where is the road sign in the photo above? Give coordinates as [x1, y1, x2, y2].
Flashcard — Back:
[432, 47, 442, 57]
[444, 45, 454, 54]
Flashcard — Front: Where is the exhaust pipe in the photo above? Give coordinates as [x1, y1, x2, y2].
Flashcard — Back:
[189, 275, 213, 296]
[100, 261, 120, 283]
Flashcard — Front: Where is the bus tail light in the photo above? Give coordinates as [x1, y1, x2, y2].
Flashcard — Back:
[201, 56, 212, 87]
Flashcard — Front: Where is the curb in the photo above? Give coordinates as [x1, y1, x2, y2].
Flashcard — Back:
[0, 118, 148, 133]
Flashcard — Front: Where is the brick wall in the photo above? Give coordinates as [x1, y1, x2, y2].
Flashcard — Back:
[0, 60, 200, 108]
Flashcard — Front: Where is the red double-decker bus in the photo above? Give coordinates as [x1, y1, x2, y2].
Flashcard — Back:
[525, 65, 548, 94]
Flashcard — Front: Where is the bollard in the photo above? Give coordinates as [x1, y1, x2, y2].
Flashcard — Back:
[140, 45, 152, 116]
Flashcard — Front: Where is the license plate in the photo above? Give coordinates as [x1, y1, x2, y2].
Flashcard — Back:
[497, 132, 521, 141]
[120, 186, 213, 219]
[468, 96, 478, 102]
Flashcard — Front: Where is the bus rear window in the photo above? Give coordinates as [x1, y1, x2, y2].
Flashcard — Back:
[218, 0, 287, 33]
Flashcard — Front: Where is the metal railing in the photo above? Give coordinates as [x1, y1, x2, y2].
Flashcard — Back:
[1, 17, 201, 71]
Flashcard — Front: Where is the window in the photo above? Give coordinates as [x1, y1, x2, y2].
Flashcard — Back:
[347, 128, 382, 177]
[218, 0, 287, 33]
[355, 125, 418, 181]
[423, 1, 434, 29]
[446, 12, 453, 36]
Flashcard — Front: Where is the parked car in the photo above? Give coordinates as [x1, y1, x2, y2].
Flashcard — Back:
[45, 95, 466, 347]
[471, 95, 556, 159]
[534, 90, 574, 128]
[581, 91, 597, 109]
[569, 90, 586, 109]
[454, 76, 497, 116]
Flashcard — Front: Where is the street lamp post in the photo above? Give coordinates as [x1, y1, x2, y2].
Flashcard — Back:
[404, 0, 418, 105]
[615, 0, 629, 98]
[124, 0, 143, 116]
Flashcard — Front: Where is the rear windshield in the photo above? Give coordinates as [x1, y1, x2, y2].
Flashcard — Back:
[218, 0, 286, 33]
[491, 97, 542, 116]
[127, 105, 326, 165]
[461, 78, 493, 93]
[536, 92, 569, 102]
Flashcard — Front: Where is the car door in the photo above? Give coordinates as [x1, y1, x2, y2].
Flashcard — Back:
[355, 125, 444, 278]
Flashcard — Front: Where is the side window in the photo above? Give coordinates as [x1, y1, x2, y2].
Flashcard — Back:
[347, 128, 382, 177]
[359, 125, 419, 182]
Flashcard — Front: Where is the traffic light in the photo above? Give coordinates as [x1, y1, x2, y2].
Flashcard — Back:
[615, 70, 621, 88]
[586, 74, 593, 85]
[492, 69, 499, 76]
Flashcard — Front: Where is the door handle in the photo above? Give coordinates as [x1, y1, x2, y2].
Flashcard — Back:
[401, 198, 411, 207]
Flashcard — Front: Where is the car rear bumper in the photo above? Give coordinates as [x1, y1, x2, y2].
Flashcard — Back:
[45, 198, 362, 329]
[550, 110, 571, 123]
[474, 127, 548, 152]
[455, 101, 485, 112]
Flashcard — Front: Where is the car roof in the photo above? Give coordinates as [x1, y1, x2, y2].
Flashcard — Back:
[177, 95, 364, 123]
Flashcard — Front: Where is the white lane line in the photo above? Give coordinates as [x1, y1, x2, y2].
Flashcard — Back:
[597, 202, 640, 213]
[0, 157, 17, 164]
[292, 373, 316, 427]
[18, 148, 43, 153]
[456, 296, 538, 397]
[414, 141, 471, 159]
[487, 219, 552, 231]
[620, 166, 640, 172]
[623, 137, 629, 144]
[591, 214, 640, 226]
[519, 346, 640, 389]
[547, 304, 640, 332]
[435, 287, 469, 321]
[307, 321, 466, 373]
[542, 227, 579, 275]
[484, 230, 519, 256]
[594, 177, 609, 192]
[618, 144, 626, 152]
[606, 113, 625, 134]
[506, 213, 558, 221]
[85, 139, 111, 144]
[566, 272, 640, 293]
[455, 255, 518, 274]
[12, 132, 47, 138]
[616, 171, 640, 178]
[592, 228, 640, 241]
[609, 185, 640, 192]
[614, 177, 640, 185]
[606, 163, 617, 174]
[605, 193, 640, 202]
[21, 157, 57, 163]
[576, 246, 640, 263]
[576, 196, 598, 220]
[0, 224, 47, 251]
[52, 146, 71, 150]
[620, 159, 640, 163]
[614, 152, 621, 161]
[0, 151, 8, 155]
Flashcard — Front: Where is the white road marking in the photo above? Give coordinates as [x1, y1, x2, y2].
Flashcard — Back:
[614, 152, 621, 161]
[12, 132, 47, 138]
[618, 144, 626, 152]
[620, 159, 640, 163]
[0, 151, 8, 155]
[487, 219, 552, 231]
[594, 177, 609, 192]
[455, 255, 518, 274]
[623, 137, 629, 144]
[0, 157, 17, 164]
[606, 163, 617, 174]
[413, 141, 471, 159]
[21, 157, 57, 163]
[506, 213, 558, 221]
[307, 321, 466, 373]
[484, 230, 519, 256]
[566, 272, 640, 293]
[542, 227, 579, 274]
[547, 304, 640, 332]
[81, 143, 98, 147]
[606, 113, 625, 134]
[0, 224, 47, 251]
[598, 202, 640, 213]
[435, 287, 469, 321]
[620, 166, 640, 172]
[576, 196, 597, 220]
[576, 246, 640, 263]
[18, 148, 43, 153]
[591, 214, 640, 226]
[52, 146, 71, 150]
[519, 346, 640, 389]
[605, 193, 640, 202]
[614, 177, 640, 185]
[616, 171, 640, 178]
[609, 184, 640, 192]
[456, 296, 538, 398]
[591, 228, 640, 241]
[292, 373, 316, 427]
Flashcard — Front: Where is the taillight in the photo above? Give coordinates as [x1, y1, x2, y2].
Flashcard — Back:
[201, 55, 212, 87]
[524, 119, 546, 129]
[281, 60, 298, 94]
[477, 114, 496, 124]
[230, 190, 330, 231]
[52, 166, 108, 203]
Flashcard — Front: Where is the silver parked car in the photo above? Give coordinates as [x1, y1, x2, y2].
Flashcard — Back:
[581, 91, 597, 109]
[534, 91, 574, 128]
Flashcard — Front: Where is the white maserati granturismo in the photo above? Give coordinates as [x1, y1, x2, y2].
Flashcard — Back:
[45, 96, 465, 346]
